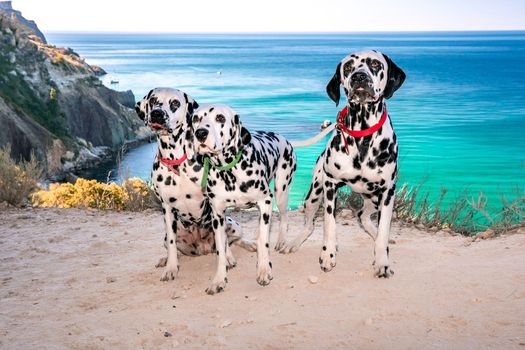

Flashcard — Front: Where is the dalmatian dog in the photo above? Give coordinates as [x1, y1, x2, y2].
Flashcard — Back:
[135, 88, 255, 282]
[192, 105, 297, 294]
[280, 50, 405, 278]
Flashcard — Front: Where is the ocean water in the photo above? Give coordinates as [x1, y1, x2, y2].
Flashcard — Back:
[48, 32, 525, 209]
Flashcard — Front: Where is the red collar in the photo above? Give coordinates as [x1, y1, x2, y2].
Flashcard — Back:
[336, 105, 388, 154]
[157, 149, 187, 175]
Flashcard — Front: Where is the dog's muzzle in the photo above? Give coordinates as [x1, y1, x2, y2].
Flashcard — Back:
[349, 72, 375, 100]
[149, 109, 166, 127]
[195, 128, 209, 142]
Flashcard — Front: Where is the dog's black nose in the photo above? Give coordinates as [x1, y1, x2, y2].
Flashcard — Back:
[351, 72, 369, 84]
[150, 109, 165, 124]
[195, 128, 209, 142]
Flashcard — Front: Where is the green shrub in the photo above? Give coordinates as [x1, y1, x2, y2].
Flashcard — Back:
[0, 55, 69, 138]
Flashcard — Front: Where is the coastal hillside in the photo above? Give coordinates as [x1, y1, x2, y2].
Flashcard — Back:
[0, 2, 148, 176]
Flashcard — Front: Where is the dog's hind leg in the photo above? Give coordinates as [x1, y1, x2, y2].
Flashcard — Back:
[358, 196, 379, 240]
[274, 145, 297, 251]
[155, 232, 168, 268]
[279, 153, 324, 254]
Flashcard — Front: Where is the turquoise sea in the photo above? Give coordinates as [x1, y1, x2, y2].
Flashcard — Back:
[48, 32, 525, 209]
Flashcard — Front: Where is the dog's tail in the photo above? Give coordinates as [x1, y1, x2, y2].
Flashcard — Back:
[290, 123, 336, 148]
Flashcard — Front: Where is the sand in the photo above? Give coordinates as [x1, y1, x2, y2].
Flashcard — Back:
[0, 207, 524, 349]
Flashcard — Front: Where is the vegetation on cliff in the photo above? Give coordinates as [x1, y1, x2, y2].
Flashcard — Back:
[0, 5, 147, 175]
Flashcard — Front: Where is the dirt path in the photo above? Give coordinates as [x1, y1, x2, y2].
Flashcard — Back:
[0, 208, 524, 349]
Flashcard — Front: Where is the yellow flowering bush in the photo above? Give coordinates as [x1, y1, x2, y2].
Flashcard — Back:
[32, 177, 159, 211]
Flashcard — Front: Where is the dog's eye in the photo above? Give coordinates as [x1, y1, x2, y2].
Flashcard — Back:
[192, 115, 200, 123]
[215, 114, 226, 123]
[343, 61, 353, 77]
[370, 60, 381, 70]
[169, 99, 180, 113]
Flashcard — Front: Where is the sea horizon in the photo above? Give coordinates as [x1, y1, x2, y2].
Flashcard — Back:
[45, 30, 525, 35]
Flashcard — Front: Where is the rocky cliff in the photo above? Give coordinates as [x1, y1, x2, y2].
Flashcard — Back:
[0, 3, 149, 176]
[0, 1, 46, 43]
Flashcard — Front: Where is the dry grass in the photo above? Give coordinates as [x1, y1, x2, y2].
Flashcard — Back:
[332, 184, 524, 236]
[0, 145, 43, 207]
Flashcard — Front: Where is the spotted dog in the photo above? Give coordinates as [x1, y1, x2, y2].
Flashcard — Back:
[192, 105, 297, 294]
[280, 51, 406, 278]
[135, 88, 255, 282]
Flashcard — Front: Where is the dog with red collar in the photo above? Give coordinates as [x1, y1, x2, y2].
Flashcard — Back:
[280, 51, 405, 278]
[135, 88, 255, 282]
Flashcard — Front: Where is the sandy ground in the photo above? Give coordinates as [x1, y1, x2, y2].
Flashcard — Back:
[0, 208, 524, 350]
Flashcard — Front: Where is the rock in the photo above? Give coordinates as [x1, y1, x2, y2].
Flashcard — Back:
[106, 276, 116, 283]
[63, 151, 75, 160]
[472, 229, 495, 241]
[0, 1, 47, 43]
[163, 331, 172, 337]
[219, 320, 232, 328]
[308, 275, 318, 284]
[90, 65, 107, 76]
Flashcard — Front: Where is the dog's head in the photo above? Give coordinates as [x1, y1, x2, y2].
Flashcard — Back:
[135, 88, 199, 135]
[191, 105, 251, 156]
[326, 50, 406, 105]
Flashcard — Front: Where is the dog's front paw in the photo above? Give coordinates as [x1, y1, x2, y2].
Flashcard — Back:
[319, 245, 337, 272]
[373, 251, 393, 278]
[206, 277, 227, 295]
[256, 262, 273, 286]
[160, 263, 179, 281]
[374, 264, 394, 278]
[155, 256, 167, 268]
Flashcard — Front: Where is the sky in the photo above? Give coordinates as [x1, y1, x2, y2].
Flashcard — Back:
[11, 0, 525, 33]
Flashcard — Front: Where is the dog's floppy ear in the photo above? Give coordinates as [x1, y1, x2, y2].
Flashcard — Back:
[184, 97, 199, 160]
[240, 126, 251, 146]
[184, 129, 196, 160]
[134, 101, 145, 120]
[382, 54, 406, 99]
[326, 62, 341, 106]
[185, 96, 199, 126]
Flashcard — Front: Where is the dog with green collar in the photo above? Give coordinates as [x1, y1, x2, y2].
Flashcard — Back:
[191, 104, 297, 295]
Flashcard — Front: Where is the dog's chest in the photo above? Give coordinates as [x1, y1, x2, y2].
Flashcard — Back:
[152, 161, 205, 215]
[325, 129, 398, 193]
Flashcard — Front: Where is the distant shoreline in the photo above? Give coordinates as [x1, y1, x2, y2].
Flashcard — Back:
[45, 30, 525, 35]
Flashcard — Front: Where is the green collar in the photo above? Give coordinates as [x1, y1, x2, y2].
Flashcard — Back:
[200, 148, 243, 191]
